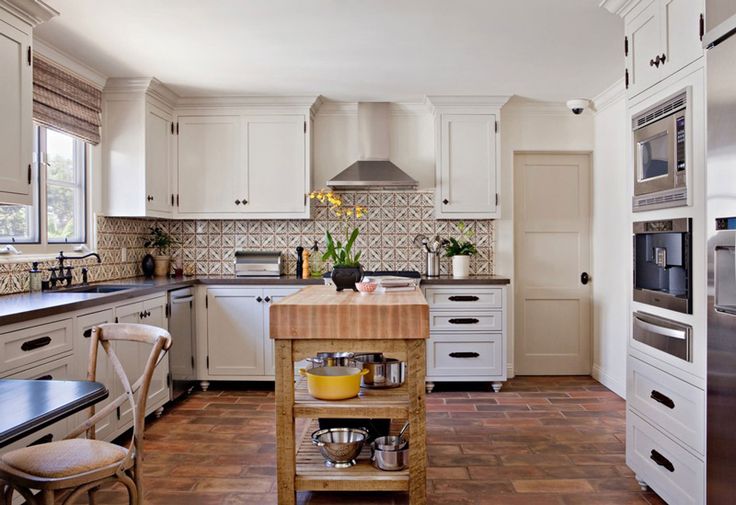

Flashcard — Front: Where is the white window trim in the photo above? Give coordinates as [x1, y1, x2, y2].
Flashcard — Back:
[0, 127, 95, 262]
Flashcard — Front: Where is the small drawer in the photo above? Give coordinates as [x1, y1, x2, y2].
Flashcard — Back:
[0, 318, 73, 375]
[627, 411, 704, 505]
[430, 311, 503, 332]
[424, 287, 503, 309]
[628, 356, 704, 455]
[427, 333, 503, 377]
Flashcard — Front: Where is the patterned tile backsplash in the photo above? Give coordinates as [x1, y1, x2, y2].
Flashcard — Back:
[0, 191, 494, 296]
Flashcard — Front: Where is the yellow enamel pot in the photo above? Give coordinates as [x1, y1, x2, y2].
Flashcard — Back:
[299, 366, 369, 400]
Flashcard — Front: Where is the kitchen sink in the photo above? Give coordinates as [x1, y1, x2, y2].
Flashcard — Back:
[59, 284, 141, 294]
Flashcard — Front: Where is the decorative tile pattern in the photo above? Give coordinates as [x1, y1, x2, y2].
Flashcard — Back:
[0, 190, 495, 295]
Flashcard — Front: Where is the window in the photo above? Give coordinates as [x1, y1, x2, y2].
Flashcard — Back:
[0, 125, 87, 246]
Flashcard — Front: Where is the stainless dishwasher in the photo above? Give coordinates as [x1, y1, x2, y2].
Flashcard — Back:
[167, 287, 196, 401]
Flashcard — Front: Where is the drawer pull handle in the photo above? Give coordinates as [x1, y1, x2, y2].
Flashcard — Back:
[35, 375, 53, 381]
[650, 390, 675, 409]
[29, 433, 53, 446]
[449, 352, 480, 358]
[448, 295, 480, 302]
[448, 318, 480, 324]
[650, 449, 675, 473]
[21, 336, 52, 352]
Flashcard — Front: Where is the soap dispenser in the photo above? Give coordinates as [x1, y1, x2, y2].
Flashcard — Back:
[28, 262, 42, 293]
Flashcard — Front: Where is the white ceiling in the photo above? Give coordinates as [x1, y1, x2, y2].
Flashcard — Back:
[35, 0, 623, 102]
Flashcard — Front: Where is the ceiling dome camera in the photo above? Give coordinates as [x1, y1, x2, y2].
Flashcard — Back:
[566, 99, 591, 115]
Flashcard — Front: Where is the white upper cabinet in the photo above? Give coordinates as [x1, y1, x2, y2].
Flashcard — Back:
[102, 78, 177, 218]
[428, 96, 508, 219]
[0, 1, 56, 205]
[243, 115, 308, 216]
[174, 98, 316, 219]
[624, 0, 704, 97]
[176, 115, 242, 214]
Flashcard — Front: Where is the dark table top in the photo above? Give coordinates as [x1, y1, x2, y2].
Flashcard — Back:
[0, 379, 109, 448]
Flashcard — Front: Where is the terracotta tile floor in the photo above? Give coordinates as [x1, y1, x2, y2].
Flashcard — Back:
[86, 376, 667, 505]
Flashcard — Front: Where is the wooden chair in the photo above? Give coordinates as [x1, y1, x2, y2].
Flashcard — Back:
[0, 323, 172, 505]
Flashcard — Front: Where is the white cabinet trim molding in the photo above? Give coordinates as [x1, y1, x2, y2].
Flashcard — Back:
[0, 0, 57, 26]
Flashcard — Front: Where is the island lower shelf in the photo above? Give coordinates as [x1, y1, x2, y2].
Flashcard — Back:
[296, 420, 409, 492]
[294, 378, 410, 418]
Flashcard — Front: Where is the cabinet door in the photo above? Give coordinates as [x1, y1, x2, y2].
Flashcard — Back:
[263, 287, 301, 376]
[145, 104, 173, 214]
[206, 288, 265, 376]
[626, 0, 662, 96]
[243, 115, 307, 215]
[661, 0, 704, 74]
[141, 297, 170, 414]
[0, 13, 32, 205]
[75, 309, 117, 440]
[177, 115, 242, 214]
[437, 114, 498, 218]
[114, 301, 144, 426]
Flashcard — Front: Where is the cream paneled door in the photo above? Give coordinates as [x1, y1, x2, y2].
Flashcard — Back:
[514, 153, 592, 375]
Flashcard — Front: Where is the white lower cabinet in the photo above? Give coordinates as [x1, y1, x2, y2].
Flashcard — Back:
[423, 285, 507, 392]
[203, 286, 301, 381]
[627, 411, 704, 505]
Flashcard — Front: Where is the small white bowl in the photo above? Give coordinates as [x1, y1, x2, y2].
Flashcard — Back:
[356, 281, 377, 294]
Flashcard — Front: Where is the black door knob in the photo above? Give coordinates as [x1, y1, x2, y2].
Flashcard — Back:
[580, 272, 590, 285]
[442, 198, 449, 205]
[264, 296, 271, 303]
[242, 199, 248, 205]
[660, 53, 666, 65]
[147, 195, 154, 202]
[235, 199, 241, 205]
[256, 296, 263, 303]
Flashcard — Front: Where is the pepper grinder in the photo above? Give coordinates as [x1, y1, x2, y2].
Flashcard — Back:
[295, 246, 304, 278]
[28, 262, 42, 293]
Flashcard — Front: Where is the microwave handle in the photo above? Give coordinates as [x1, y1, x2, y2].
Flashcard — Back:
[634, 316, 687, 340]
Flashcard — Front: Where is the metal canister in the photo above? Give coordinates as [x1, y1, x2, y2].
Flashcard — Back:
[426, 251, 440, 277]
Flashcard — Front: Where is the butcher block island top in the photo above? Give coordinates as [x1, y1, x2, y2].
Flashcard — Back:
[269, 285, 429, 505]
[269, 285, 429, 340]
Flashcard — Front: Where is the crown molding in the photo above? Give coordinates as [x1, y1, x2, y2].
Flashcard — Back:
[599, 0, 640, 18]
[104, 77, 179, 107]
[425, 95, 511, 113]
[0, 0, 57, 26]
[502, 98, 575, 117]
[34, 37, 107, 89]
[316, 101, 430, 117]
[593, 78, 626, 113]
[175, 94, 321, 112]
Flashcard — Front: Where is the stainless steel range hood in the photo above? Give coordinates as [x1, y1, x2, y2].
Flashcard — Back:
[327, 102, 418, 190]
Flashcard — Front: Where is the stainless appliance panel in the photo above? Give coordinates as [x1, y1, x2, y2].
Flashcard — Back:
[707, 14, 736, 503]
[632, 311, 692, 362]
[168, 288, 196, 401]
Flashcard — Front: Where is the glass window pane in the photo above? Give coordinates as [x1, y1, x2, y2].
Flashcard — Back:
[0, 205, 34, 243]
[47, 184, 77, 242]
[46, 129, 75, 183]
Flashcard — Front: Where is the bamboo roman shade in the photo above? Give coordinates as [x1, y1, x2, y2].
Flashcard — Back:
[32, 55, 102, 145]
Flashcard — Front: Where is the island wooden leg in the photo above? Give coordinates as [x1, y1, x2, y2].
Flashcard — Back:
[407, 339, 427, 505]
[275, 340, 296, 505]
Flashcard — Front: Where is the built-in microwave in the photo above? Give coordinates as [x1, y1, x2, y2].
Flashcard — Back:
[633, 218, 692, 314]
[632, 90, 688, 212]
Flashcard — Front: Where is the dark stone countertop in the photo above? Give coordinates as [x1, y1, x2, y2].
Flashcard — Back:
[0, 274, 510, 327]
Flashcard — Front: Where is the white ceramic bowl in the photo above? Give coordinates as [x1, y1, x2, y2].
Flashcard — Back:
[355, 281, 377, 294]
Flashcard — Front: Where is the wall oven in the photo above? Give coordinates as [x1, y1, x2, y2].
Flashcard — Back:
[633, 218, 692, 314]
[632, 90, 688, 211]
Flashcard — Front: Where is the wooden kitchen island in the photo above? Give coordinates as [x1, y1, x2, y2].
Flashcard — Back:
[270, 285, 430, 505]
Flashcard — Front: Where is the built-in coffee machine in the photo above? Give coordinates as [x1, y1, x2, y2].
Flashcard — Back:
[633, 218, 692, 314]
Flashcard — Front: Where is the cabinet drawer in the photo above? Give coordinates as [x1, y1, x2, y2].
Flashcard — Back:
[1, 318, 73, 375]
[627, 411, 704, 505]
[430, 311, 502, 332]
[427, 333, 503, 377]
[628, 356, 704, 455]
[424, 287, 503, 309]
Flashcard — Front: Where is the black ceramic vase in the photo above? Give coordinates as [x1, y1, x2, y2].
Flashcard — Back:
[141, 254, 155, 278]
[331, 266, 363, 292]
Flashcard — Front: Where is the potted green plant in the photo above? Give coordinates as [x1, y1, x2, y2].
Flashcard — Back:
[310, 189, 367, 291]
[143, 226, 177, 277]
[445, 221, 478, 278]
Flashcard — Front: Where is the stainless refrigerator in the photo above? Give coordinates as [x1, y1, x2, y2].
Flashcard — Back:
[705, 1, 736, 503]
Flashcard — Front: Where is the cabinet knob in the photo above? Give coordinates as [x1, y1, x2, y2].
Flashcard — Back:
[442, 198, 449, 205]
[660, 53, 666, 65]
[235, 199, 241, 205]
[264, 296, 271, 303]
[147, 195, 154, 202]
[256, 296, 263, 303]
[650, 57, 659, 68]
[242, 199, 248, 205]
